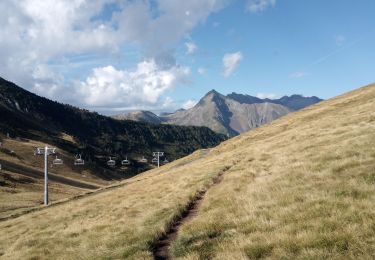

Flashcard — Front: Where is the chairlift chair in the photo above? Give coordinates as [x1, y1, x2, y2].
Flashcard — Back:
[139, 156, 148, 163]
[163, 158, 169, 164]
[107, 157, 116, 167]
[121, 156, 130, 165]
[53, 156, 63, 165]
[74, 154, 85, 166]
[152, 157, 158, 163]
[34, 148, 43, 156]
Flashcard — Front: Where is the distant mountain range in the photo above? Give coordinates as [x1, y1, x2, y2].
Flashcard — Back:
[113, 90, 322, 136]
[0, 77, 226, 177]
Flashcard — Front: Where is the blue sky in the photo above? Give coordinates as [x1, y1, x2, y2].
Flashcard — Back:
[176, 0, 375, 102]
[1, 0, 375, 114]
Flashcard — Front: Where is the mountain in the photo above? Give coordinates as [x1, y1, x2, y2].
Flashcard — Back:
[163, 90, 239, 136]
[227, 92, 322, 110]
[269, 94, 323, 110]
[163, 90, 294, 136]
[113, 110, 162, 124]
[1, 82, 374, 259]
[113, 90, 322, 136]
[0, 77, 226, 176]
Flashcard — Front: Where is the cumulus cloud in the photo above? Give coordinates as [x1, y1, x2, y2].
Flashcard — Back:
[77, 60, 190, 108]
[113, 0, 229, 55]
[246, 0, 276, 13]
[182, 99, 197, 109]
[0, 0, 119, 93]
[222, 52, 243, 77]
[185, 42, 198, 54]
[0, 0, 229, 109]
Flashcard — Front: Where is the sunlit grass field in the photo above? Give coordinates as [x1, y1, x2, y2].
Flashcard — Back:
[1, 83, 375, 259]
[173, 83, 375, 259]
[0, 138, 112, 219]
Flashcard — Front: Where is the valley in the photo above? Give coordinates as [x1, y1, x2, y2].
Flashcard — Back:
[1, 1, 374, 259]
[0, 77, 225, 219]
[1, 82, 374, 259]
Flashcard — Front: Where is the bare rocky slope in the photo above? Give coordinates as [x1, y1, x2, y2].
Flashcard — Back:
[114, 90, 322, 136]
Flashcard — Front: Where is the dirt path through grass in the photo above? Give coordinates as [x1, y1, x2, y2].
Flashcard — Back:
[151, 165, 232, 260]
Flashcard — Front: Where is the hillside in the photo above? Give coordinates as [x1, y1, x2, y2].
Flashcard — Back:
[113, 110, 162, 124]
[0, 77, 226, 175]
[1, 82, 375, 259]
[0, 137, 113, 220]
[164, 90, 292, 136]
[227, 92, 322, 110]
[0, 77, 225, 219]
[114, 90, 322, 136]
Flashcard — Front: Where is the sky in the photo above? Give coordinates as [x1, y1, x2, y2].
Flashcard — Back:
[1, 0, 375, 115]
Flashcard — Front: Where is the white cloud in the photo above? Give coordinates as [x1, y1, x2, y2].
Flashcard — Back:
[222, 52, 243, 77]
[256, 93, 277, 99]
[0, 0, 229, 109]
[161, 96, 177, 109]
[182, 99, 197, 109]
[113, 0, 229, 55]
[290, 71, 308, 78]
[197, 67, 206, 75]
[246, 0, 276, 13]
[77, 60, 190, 108]
[0, 0, 118, 93]
[185, 42, 198, 54]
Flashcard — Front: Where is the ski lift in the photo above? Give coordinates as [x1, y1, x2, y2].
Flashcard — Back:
[74, 154, 85, 166]
[107, 157, 116, 167]
[121, 156, 130, 165]
[53, 156, 63, 165]
[163, 158, 169, 164]
[152, 157, 158, 163]
[139, 156, 148, 163]
[34, 148, 43, 156]
[34, 147, 55, 156]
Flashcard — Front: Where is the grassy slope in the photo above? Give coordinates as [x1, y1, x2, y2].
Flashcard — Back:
[0, 137, 114, 219]
[174, 83, 375, 259]
[0, 83, 375, 259]
[0, 148, 235, 259]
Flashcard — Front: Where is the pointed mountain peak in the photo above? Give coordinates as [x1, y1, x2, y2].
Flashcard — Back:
[204, 89, 221, 97]
[198, 89, 225, 105]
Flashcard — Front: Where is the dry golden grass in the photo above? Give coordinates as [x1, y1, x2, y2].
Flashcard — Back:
[0, 170, 85, 219]
[0, 138, 113, 219]
[0, 148, 232, 259]
[1, 83, 375, 259]
[0, 138, 110, 185]
[173, 83, 375, 259]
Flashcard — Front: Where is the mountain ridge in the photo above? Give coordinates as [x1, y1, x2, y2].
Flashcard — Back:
[1, 82, 374, 259]
[0, 77, 226, 177]
[114, 90, 322, 136]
